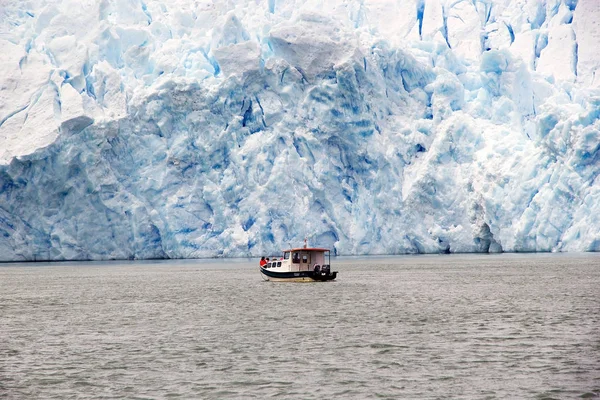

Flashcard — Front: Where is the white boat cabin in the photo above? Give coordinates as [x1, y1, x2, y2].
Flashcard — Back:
[263, 247, 331, 272]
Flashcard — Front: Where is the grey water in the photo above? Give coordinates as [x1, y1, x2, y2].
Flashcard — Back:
[1, 253, 599, 399]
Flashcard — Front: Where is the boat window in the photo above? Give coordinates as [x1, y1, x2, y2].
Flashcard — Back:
[302, 255, 308, 263]
[277, 261, 281, 267]
[292, 253, 300, 263]
[267, 262, 272, 268]
[284, 252, 290, 260]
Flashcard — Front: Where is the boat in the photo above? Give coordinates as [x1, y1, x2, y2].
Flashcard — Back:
[259, 244, 338, 282]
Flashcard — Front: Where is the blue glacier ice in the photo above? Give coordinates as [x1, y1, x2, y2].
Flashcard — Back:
[0, 0, 599, 261]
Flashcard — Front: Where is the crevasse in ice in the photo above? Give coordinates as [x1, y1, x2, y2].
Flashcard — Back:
[0, 0, 599, 261]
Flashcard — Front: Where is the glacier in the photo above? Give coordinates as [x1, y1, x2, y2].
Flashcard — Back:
[0, 0, 599, 261]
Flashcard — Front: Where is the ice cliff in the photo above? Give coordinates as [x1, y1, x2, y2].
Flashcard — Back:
[0, 0, 599, 261]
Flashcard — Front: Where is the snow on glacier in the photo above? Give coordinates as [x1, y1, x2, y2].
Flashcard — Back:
[0, 0, 599, 261]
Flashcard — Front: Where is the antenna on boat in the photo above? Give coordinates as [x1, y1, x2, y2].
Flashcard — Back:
[304, 237, 307, 248]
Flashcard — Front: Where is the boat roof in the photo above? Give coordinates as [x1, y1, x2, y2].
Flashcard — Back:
[282, 247, 330, 252]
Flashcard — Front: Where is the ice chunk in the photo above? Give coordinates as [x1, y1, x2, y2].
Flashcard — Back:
[573, 0, 600, 87]
[268, 13, 358, 81]
[536, 24, 577, 82]
[446, 1, 482, 62]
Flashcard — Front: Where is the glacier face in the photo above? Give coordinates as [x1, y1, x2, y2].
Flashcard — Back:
[0, 0, 599, 261]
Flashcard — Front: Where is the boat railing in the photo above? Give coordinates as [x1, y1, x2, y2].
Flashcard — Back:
[262, 257, 332, 274]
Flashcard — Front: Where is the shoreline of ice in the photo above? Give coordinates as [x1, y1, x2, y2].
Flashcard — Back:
[0, 0, 599, 261]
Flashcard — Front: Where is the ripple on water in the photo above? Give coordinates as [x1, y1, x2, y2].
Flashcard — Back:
[0, 254, 599, 399]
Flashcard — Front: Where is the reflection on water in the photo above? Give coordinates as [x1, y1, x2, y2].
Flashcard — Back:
[1, 253, 599, 399]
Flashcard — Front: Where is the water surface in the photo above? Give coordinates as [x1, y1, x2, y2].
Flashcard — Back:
[1, 253, 599, 399]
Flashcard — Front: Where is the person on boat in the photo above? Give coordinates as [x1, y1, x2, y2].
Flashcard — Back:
[260, 257, 267, 267]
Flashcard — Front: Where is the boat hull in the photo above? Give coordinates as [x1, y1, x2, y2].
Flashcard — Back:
[260, 267, 337, 282]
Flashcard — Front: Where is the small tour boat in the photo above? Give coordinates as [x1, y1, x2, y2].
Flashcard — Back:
[259, 245, 337, 282]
